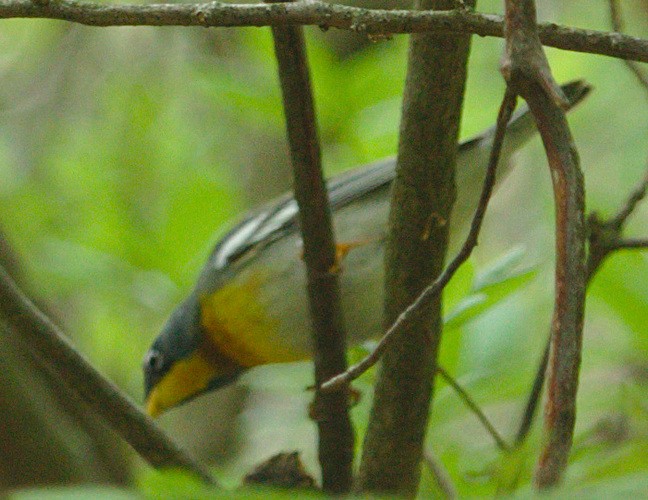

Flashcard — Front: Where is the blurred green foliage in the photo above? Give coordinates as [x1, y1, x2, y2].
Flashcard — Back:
[1, 0, 647, 497]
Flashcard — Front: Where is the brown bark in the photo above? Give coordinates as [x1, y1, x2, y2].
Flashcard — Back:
[355, 0, 475, 495]
[269, 11, 354, 493]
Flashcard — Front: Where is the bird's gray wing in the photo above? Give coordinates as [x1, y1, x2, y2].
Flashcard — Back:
[208, 80, 590, 271]
[208, 157, 397, 270]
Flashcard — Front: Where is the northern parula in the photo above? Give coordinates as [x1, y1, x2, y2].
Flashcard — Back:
[143, 81, 589, 417]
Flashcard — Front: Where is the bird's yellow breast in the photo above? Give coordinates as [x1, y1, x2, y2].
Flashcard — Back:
[199, 273, 309, 368]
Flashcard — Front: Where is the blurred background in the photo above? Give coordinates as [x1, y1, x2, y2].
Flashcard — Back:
[0, 0, 646, 496]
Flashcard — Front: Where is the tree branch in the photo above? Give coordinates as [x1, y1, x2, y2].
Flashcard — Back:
[268, 5, 353, 493]
[501, 0, 587, 490]
[587, 166, 648, 280]
[614, 238, 648, 249]
[423, 448, 457, 499]
[1, 0, 647, 62]
[354, 0, 477, 493]
[514, 338, 549, 446]
[0, 266, 215, 484]
[349, 20, 523, 494]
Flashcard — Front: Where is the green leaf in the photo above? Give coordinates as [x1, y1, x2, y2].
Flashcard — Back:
[137, 468, 326, 500]
[10, 486, 138, 500]
[589, 252, 648, 349]
[472, 246, 527, 291]
[444, 248, 536, 331]
[137, 468, 222, 499]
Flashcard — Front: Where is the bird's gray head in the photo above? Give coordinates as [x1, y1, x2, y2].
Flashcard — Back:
[143, 294, 243, 417]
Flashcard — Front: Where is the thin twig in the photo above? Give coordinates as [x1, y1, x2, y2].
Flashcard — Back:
[610, 167, 648, 228]
[514, 338, 550, 446]
[423, 448, 457, 499]
[608, 0, 648, 97]
[0, 0, 647, 62]
[502, 0, 587, 489]
[321, 89, 518, 393]
[588, 166, 648, 280]
[436, 367, 510, 452]
[614, 238, 648, 249]
[268, 6, 353, 493]
[0, 266, 215, 484]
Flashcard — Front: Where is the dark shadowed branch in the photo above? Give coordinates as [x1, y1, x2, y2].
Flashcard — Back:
[436, 367, 510, 452]
[423, 448, 457, 499]
[268, 4, 353, 493]
[587, 167, 648, 280]
[501, 0, 587, 490]
[0, 266, 215, 484]
[0, 0, 647, 62]
[514, 340, 550, 446]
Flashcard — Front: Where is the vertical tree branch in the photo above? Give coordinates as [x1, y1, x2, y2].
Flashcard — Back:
[356, 0, 476, 495]
[268, 11, 354, 494]
[516, 169, 647, 450]
[501, 0, 587, 489]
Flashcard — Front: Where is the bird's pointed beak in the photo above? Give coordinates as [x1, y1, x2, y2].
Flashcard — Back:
[142, 351, 219, 418]
[145, 389, 164, 418]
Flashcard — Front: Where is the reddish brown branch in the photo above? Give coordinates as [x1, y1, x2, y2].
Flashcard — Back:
[268, 6, 353, 493]
[516, 167, 647, 447]
[501, 0, 587, 490]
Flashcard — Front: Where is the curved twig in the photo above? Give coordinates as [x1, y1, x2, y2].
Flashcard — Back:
[501, 0, 587, 489]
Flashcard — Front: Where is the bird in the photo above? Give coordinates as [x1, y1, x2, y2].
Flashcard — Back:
[143, 81, 590, 418]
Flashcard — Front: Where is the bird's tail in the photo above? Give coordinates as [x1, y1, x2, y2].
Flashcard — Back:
[451, 80, 591, 248]
[499, 79, 592, 158]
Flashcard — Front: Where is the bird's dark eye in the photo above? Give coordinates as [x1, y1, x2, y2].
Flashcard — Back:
[143, 350, 164, 372]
